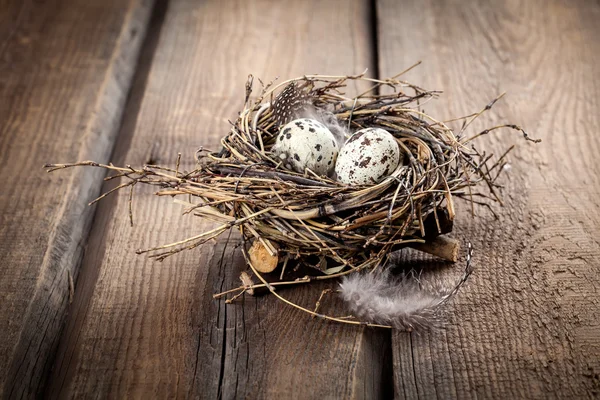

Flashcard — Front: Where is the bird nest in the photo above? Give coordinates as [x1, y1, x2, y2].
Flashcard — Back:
[46, 67, 538, 328]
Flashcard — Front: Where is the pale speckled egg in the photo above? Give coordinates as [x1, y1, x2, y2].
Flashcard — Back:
[271, 118, 339, 176]
[335, 128, 401, 185]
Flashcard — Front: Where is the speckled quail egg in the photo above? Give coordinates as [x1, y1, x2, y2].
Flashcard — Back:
[335, 127, 401, 185]
[271, 118, 339, 176]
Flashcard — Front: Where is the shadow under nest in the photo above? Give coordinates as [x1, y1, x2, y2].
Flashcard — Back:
[46, 65, 538, 329]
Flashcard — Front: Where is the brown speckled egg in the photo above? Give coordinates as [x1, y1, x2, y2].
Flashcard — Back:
[271, 118, 338, 176]
[335, 128, 401, 185]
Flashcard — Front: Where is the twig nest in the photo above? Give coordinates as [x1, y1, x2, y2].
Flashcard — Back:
[111, 72, 534, 279]
[46, 71, 537, 329]
[335, 128, 402, 185]
[271, 118, 339, 176]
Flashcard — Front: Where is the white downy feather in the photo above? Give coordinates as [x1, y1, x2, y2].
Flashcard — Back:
[339, 266, 471, 330]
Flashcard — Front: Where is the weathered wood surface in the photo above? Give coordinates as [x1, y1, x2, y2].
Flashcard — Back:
[377, 0, 600, 398]
[3, 0, 599, 397]
[0, 0, 153, 398]
[47, 0, 393, 398]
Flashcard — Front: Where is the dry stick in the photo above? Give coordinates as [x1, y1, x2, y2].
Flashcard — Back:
[175, 153, 181, 177]
[408, 235, 461, 263]
[215, 166, 335, 188]
[44, 161, 143, 174]
[464, 123, 542, 144]
[459, 156, 476, 217]
[89, 180, 136, 206]
[459, 93, 507, 136]
[244, 74, 253, 106]
[468, 147, 504, 206]
[225, 289, 246, 304]
[279, 255, 289, 280]
[136, 207, 273, 256]
[104, 170, 130, 181]
[128, 182, 136, 226]
[356, 61, 423, 98]
[136, 224, 229, 255]
[436, 242, 474, 306]
[213, 278, 312, 299]
[312, 289, 332, 318]
[248, 238, 278, 273]
[490, 145, 515, 182]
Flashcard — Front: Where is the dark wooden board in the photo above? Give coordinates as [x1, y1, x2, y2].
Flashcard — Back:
[0, 0, 154, 397]
[47, 0, 393, 398]
[376, 0, 600, 398]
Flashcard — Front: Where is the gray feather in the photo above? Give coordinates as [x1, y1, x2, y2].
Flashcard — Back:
[339, 254, 473, 330]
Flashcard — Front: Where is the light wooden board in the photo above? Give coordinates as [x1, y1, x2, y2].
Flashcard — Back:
[0, 0, 154, 397]
[376, 0, 600, 398]
[47, 0, 394, 398]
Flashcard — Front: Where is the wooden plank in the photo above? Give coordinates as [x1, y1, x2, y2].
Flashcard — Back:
[376, 0, 600, 398]
[0, 0, 154, 397]
[48, 0, 393, 398]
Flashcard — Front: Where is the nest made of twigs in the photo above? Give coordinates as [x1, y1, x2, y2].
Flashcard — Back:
[188, 71, 535, 275]
[46, 66, 538, 328]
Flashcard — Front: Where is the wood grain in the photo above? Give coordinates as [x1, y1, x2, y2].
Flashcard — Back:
[376, 0, 600, 398]
[48, 0, 393, 398]
[0, 0, 154, 397]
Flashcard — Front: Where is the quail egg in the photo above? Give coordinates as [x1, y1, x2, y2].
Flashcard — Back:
[271, 118, 339, 176]
[335, 127, 401, 185]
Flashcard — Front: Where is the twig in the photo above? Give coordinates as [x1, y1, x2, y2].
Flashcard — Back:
[312, 289, 332, 318]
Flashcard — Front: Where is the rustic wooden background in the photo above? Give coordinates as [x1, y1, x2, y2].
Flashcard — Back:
[1, 0, 599, 398]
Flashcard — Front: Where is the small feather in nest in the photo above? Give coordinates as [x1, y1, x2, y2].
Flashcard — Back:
[339, 250, 473, 330]
[271, 82, 312, 127]
[293, 102, 350, 148]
